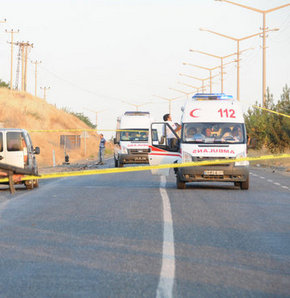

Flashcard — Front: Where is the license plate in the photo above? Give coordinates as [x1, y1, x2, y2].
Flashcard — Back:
[204, 170, 224, 176]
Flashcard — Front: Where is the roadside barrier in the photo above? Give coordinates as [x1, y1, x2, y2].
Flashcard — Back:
[253, 105, 290, 119]
[0, 153, 289, 183]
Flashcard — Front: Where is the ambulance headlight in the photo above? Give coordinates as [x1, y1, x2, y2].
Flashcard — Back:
[235, 153, 249, 166]
[183, 152, 192, 163]
[121, 146, 128, 154]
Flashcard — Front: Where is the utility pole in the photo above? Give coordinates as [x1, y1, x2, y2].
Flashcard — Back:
[31, 60, 41, 97]
[40, 86, 50, 101]
[215, 0, 290, 106]
[199, 28, 278, 101]
[189, 48, 252, 93]
[5, 29, 19, 90]
[15, 41, 33, 91]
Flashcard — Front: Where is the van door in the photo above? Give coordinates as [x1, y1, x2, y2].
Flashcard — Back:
[149, 122, 181, 176]
[3, 131, 25, 168]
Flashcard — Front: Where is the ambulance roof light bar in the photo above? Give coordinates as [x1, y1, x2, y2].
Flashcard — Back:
[192, 93, 233, 100]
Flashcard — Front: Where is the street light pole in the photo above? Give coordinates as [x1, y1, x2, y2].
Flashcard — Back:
[189, 48, 252, 93]
[214, 0, 289, 106]
[122, 100, 152, 111]
[199, 28, 278, 101]
[153, 95, 184, 114]
[179, 73, 219, 93]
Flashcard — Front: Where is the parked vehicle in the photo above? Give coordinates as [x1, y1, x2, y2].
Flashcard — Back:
[0, 128, 40, 189]
[114, 111, 154, 167]
[148, 93, 249, 189]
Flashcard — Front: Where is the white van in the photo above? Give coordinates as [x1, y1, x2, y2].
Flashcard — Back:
[114, 111, 154, 167]
[0, 128, 40, 189]
[148, 93, 249, 189]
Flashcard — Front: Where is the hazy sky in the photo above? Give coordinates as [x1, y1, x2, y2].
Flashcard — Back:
[1, 0, 290, 137]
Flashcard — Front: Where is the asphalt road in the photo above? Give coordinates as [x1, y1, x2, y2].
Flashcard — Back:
[0, 160, 289, 297]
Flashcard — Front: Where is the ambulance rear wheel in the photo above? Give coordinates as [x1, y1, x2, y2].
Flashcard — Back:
[176, 176, 186, 189]
[118, 160, 124, 168]
[114, 156, 118, 167]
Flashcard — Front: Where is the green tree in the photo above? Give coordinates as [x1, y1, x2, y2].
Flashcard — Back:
[245, 85, 290, 153]
[71, 112, 96, 129]
[0, 79, 9, 88]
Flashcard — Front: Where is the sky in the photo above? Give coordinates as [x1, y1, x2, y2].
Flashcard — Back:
[1, 0, 290, 138]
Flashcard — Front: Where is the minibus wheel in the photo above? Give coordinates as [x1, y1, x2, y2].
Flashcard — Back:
[176, 175, 186, 189]
[25, 180, 34, 190]
[114, 156, 118, 167]
[240, 176, 249, 190]
[33, 179, 39, 188]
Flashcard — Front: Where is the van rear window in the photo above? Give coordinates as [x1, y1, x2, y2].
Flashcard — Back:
[7, 132, 25, 151]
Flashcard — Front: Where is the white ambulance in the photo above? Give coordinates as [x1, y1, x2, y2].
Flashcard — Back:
[114, 111, 154, 167]
[148, 93, 249, 189]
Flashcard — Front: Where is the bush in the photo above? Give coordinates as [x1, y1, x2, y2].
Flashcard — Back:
[245, 85, 290, 153]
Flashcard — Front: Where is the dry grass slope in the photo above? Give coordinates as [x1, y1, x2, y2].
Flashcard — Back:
[0, 88, 105, 167]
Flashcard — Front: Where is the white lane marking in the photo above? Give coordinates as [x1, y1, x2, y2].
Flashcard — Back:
[274, 182, 281, 186]
[282, 186, 289, 190]
[260, 176, 265, 179]
[267, 179, 273, 183]
[251, 173, 258, 177]
[156, 176, 175, 298]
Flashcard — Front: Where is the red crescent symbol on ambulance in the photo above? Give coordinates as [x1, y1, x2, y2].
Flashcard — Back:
[189, 108, 200, 118]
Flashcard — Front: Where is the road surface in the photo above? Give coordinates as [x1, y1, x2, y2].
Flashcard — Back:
[0, 160, 289, 297]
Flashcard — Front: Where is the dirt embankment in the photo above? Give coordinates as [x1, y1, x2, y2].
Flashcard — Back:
[0, 88, 112, 167]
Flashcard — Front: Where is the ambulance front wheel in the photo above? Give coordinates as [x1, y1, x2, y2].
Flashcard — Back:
[176, 175, 186, 189]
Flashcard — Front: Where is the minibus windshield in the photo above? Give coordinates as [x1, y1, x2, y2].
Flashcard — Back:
[182, 123, 245, 144]
[120, 129, 149, 141]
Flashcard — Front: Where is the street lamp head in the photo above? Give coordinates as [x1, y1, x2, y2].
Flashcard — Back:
[273, 28, 279, 31]
[199, 27, 205, 31]
[182, 62, 187, 65]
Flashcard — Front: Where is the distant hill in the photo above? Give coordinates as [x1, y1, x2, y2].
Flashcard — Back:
[0, 88, 101, 167]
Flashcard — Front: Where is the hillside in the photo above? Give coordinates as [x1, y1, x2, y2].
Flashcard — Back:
[0, 88, 103, 167]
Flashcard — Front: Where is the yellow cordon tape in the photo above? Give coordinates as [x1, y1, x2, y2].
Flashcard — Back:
[29, 129, 148, 132]
[253, 105, 290, 119]
[0, 154, 289, 183]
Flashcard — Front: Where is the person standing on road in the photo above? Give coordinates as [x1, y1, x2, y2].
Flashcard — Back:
[97, 133, 106, 165]
[163, 113, 181, 149]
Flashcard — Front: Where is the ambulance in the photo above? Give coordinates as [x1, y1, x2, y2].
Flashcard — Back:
[148, 93, 249, 189]
[114, 111, 154, 167]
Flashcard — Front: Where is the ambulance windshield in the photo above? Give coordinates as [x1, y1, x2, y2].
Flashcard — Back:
[182, 123, 245, 144]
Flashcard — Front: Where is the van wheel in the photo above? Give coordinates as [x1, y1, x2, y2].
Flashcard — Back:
[118, 160, 124, 168]
[176, 176, 186, 189]
[114, 157, 118, 167]
[33, 179, 39, 188]
[240, 176, 249, 190]
[25, 180, 34, 190]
